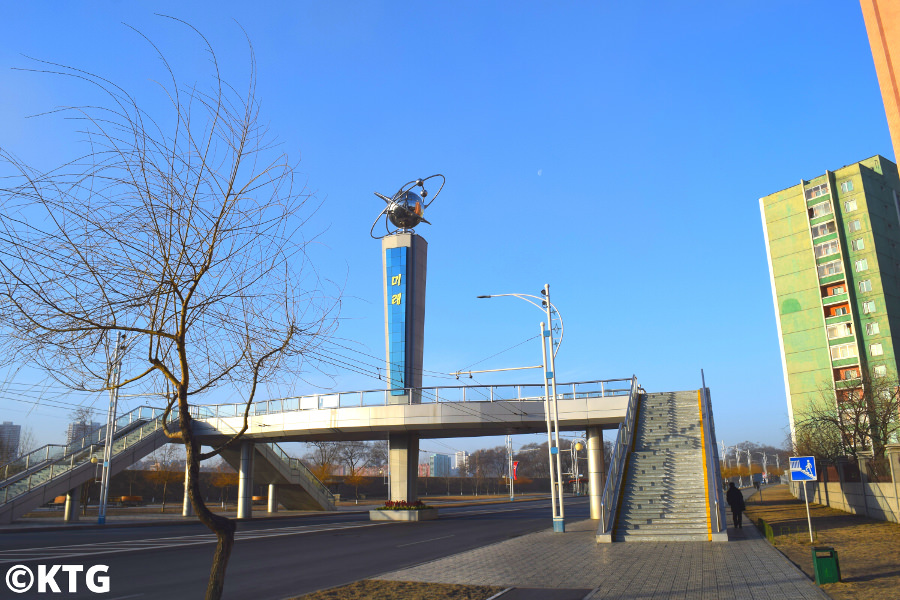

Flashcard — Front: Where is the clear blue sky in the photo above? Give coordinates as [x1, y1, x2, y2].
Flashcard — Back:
[0, 2, 892, 456]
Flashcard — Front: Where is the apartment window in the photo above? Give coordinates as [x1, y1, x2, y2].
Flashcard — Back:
[809, 201, 833, 219]
[858, 280, 872, 293]
[830, 343, 858, 360]
[811, 221, 837, 238]
[863, 300, 876, 314]
[814, 239, 840, 258]
[844, 199, 857, 212]
[805, 183, 829, 200]
[849, 219, 861, 232]
[871, 343, 884, 356]
[855, 258, 869, 272]
[818, 260, 843, 277]
[826, 322, 853, 339]
[851, 238, 865, 251]
[840, 368, 859, 380]
[832, 306, 849, 316]
[874, 365, 887, 378]
[827, 285, 845, 296]
[866, 322, 880, 335]
[840, 181, 854, 193]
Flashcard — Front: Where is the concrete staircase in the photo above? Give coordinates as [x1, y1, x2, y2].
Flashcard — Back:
[614, 391, 711, 542]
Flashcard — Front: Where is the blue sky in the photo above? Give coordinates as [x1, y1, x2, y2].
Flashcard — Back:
[0, 2, 893, 456]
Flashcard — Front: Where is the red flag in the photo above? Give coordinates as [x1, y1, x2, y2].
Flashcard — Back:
[513, 461, 519, 481]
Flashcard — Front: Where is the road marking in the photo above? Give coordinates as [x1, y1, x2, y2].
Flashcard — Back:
[0, 521, 389, 564]
[396, 534, 454, 548]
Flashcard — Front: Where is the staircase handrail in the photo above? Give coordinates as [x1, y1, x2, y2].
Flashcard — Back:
[699, 373, 726, 534]
[0, 444, 67, 483]
[1, 409, 176, 506]
[598, 375, 640, 536]
[262, 442, 335, 506]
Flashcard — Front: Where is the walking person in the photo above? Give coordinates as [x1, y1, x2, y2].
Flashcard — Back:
[726, 481, 745, 528]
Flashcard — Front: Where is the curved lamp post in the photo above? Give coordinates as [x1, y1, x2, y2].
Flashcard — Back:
[478, 284, 566, 532]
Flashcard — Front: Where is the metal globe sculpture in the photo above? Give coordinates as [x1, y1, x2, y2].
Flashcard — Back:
[370, 174, 445, 239]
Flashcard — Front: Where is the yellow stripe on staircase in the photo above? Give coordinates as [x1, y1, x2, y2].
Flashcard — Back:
[697, 389, 712, 541]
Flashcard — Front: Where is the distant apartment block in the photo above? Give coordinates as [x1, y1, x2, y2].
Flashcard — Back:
[0, 421, 21, 456]
[66, 421, 101, 445]
[760, 155, 900, 438]
[454, 451, 468, 474]
[429, 453, 451, 477]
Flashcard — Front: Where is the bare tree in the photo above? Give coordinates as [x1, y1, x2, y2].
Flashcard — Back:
[0, 21, 338, 600]
[795, 368, 900, 463]
[145, 444, 182, 512]
[304, 441, 342, 488]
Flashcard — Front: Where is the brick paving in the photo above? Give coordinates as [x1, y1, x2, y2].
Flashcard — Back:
[376, 518, 831, 599]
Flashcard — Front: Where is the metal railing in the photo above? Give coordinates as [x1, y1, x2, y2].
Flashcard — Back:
[0, 406, 164, 485]
[1, 410, 176, 506]
[699, 375, 726, 535]
[597, 376, 640, 536]
[260, 443, 335, 508]
[194, 378, 634, 420]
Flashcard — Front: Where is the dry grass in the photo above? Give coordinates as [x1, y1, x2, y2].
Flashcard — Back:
[744, 484, 900, 600]
[290, 580, 504, 600]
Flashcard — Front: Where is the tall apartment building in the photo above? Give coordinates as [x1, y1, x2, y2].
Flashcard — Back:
[453, 451, 468, 475]
[760, 155, 900, 438]
[429, 454, 451, 478]
[66, 420, 101, 445]
[0, 421, 21, 456]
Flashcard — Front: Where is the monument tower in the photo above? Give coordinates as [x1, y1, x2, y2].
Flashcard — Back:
[370, 175, 445, 501]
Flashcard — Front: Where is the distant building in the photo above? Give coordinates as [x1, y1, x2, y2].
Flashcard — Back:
[66, 421, 101, 445]
[453, 451, 468, 474]
[429, 454, 451, 477]
[760, 155, 900, 439]
[418, 463, 430, 477]
[0, 421, 21, 456]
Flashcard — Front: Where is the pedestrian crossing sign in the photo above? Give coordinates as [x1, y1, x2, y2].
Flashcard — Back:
[789, 456, 816, 481]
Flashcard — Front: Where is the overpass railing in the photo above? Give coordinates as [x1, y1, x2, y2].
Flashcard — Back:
[193, 378, 634, 419]
[597, 376, 640, 539]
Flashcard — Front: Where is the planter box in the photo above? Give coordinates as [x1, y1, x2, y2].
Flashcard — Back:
[369, 508, 438, 522]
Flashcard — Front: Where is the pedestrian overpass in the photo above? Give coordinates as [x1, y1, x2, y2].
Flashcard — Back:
[0, 376, 727, 541]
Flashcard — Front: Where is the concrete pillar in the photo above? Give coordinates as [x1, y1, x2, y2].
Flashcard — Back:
[267, 484, 278, 513]
[237, 441, 254, 519]
[182, 463, 194, 517]
[587, 426, 605, 520]
[64, 486, 81, 522]
[389, 432, 419, 502]
[858, 450, 874, 518]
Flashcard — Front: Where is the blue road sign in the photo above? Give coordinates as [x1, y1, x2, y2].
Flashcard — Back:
[790, 456, 817, 481]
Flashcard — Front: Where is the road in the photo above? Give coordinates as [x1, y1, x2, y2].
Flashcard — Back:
[0, 497, 590, 599]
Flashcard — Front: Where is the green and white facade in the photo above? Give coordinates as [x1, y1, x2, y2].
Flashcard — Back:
[760, 155, 900, 438]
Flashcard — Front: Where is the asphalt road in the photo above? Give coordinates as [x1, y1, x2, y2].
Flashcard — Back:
[0, 497, 590, 599]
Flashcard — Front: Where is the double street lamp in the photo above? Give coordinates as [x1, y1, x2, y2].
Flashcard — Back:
[478, 284, 566, 532]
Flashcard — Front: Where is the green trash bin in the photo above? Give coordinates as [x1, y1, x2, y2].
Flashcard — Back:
[811, 547, 841, 585]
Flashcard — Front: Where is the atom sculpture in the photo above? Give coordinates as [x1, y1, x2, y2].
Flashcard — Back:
[369, 174, 445, 239]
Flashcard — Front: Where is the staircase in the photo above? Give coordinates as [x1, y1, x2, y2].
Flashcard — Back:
[219, 442, 335, 511]
[614, 391, 711, 541]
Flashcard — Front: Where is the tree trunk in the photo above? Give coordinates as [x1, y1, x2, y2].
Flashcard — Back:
[180, 396, 236, 600]
[161, 481, 168, 513]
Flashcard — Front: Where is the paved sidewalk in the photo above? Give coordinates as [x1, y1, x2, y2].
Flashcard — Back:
[376, 518, 831, 599]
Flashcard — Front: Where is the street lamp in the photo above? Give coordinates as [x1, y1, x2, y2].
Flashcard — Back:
[478, 284, 566, 532]
[570, 438, 585, 496]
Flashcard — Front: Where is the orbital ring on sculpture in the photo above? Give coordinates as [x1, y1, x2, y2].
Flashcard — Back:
[370, 174, 445, 239]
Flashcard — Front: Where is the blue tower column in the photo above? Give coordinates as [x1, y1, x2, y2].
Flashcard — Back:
[382, 232, 427, 501]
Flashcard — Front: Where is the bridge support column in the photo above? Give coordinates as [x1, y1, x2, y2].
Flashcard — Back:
[64, 486, 81, 522]
[182, 464, 194, 517]
[268, 484, 278, 513]
[237, 441, 254, 519]
[389, 432, 419, 502]
[587, 426, 605, 520]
